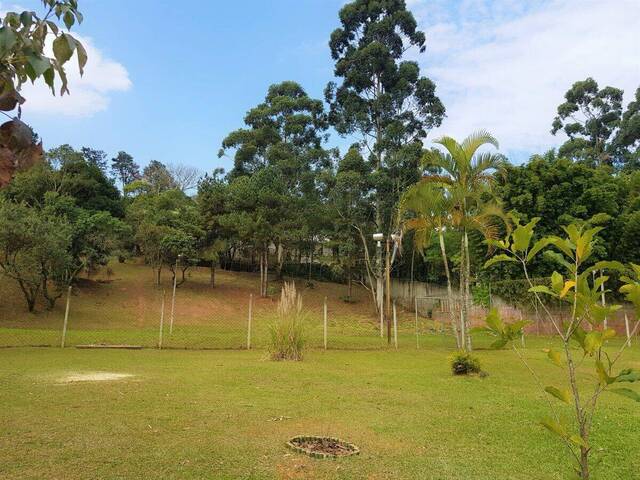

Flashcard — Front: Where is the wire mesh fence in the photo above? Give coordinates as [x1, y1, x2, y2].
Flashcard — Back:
[1, 264, 638, 351]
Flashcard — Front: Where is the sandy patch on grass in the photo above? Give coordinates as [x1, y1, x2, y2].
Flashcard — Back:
[57, 372, 134, 383]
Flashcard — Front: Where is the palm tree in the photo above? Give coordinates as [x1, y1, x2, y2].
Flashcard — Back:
[419, 131, 507, 351]
[400, 184, 461, 348]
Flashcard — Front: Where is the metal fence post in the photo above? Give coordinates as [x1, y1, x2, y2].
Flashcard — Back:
[323, 296, 328, 350]
[393, 301, 398, 350]
[415, 297, 419, 349]
[60, 286, 72, 348]
[169, 268, 178, 335]
[158, 290, 165, 350]
[247, 293, 253, 350]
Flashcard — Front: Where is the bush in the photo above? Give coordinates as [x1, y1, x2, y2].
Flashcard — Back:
[450, 351, 482, 375]
[269, 282, 306, 361]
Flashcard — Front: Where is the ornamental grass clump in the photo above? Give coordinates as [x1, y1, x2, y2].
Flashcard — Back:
[269, 282, 306, 361]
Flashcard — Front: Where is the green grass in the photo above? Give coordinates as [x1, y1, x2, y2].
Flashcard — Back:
[1, 338, 639, 479]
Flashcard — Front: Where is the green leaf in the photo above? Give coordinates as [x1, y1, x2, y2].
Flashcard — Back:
[545, 386, 572, 405]
[546, 349, 563, 367]
[569, 435, 589, 449]
[584, 331, 603, 355]
[529, 285, 556, 296]
[75, 38, 87, 75]
[63, 10, 75, 30]
[596, 360, 614, 385]
[53, 33, 76, 65]
[526, 237, 553, 262]
[615, 369, 640, 383]
[609, 388, 640, 402]
[0, 26, 17, 56]
[489, 337, 509, 350]
[540, 417, 568, 438]
[551, 271, 563, 293]
[512, 218, 540, 252]
[26, 54, 52, 77]
[484, 254, 517, 268]
[485, 308, 504, 334]
[20, 11, 33, 28]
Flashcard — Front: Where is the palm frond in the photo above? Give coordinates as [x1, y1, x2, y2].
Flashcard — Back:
[461, 130, 499, 159]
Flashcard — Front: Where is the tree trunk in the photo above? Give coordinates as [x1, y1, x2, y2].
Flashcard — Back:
[464, 229, 473, 351]
[459, 233, 468, 351]
[156, 265, 162, 286]
[276, 242, 284, 280]
[347, 267, 352, 299]
[439, 228, 460, 349]
[210, 261, 215, 288]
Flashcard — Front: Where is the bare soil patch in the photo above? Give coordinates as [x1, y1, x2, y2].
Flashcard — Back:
[57, 372, 134, 383]
[287, 436, 359, 459]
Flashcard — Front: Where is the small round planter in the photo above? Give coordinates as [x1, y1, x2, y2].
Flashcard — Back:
[286, 435, 360, 459]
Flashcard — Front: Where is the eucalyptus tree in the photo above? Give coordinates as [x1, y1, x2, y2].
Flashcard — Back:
[325, 0, 445, 314]
[218, 81, 329, 288]
[329, 146, 375, 302]
[421, 131, 507, 350]
[551, 78, 624, 167]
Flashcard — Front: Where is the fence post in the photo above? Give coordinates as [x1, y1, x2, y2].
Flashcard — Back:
[625, 313, 631, 347]
[393, 301, 398, 350]
[414, 297, 419, 349]
[169, 269, 178, 335]
[323, 296, 328, 350]
[158, 289, 165, 350]
[247, 293, 253, 350]
[379, 297, 384, 338]
[60, 285, 72, 348]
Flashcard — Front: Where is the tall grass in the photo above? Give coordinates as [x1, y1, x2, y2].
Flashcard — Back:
[269, 281, 305, 361]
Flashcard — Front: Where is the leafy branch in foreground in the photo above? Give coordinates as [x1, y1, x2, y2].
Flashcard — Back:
[481, 214, 640, 479]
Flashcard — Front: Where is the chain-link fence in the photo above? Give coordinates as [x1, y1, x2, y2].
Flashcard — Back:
[1, 264, 638, 350]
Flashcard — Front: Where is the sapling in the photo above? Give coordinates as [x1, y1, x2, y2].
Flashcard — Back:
[480, 215, 640, 479]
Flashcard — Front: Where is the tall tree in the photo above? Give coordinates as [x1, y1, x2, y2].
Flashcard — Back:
[325, 0, 445, 318]
[551, 78, 624, 167]
[421, 131, 506, 351]
[218, 81, 329, 294]
[143, 160, 175, 194]
[614, 87, 640, 170]
[111, 151, 140, 194]
[81, 147, 108, 172]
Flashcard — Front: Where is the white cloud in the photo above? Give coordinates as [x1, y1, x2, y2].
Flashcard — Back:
[20, 34, 132, 118]
[409, 0, 640, 159]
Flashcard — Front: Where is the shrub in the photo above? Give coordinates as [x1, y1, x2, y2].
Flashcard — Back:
[269, 282, 306, 361]
[450, 351, 482, 375]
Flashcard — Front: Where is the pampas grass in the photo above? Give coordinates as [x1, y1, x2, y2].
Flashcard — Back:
[269, 281, 306, 361]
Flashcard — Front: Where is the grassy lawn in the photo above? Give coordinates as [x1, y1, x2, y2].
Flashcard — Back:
[1, 340, 639, 479]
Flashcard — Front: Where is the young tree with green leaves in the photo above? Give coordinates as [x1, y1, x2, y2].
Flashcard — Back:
[482, 217, 640, 479]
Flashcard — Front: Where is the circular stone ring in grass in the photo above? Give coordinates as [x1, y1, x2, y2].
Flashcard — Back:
[286, 436, 360, 459]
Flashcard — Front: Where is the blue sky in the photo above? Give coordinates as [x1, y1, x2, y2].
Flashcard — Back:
[12, 0, 640, 174]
